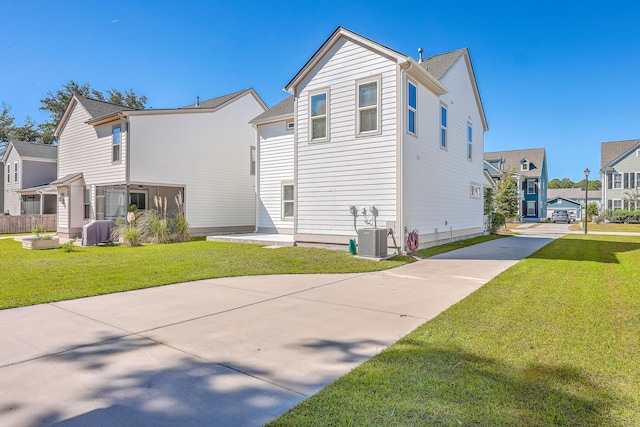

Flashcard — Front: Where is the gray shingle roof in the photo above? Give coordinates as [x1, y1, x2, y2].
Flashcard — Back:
[182, 89, 251, 109]
[547, 188, 601, 201]
[250, 96, 294, 124]
[420, 48, 467, 80]
[600, 139, 640, 169]
[75, 95, 134, 119]
[484, 148, 546, 178]
[10, 140, 57, 160]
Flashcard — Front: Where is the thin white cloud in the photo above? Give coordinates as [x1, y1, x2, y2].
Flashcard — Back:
[111, 19, 120, 23]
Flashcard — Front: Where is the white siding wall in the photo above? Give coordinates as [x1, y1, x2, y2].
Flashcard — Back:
[3, 147, 20, 215]
[129, 93, 265, 229]
[57, 102, 127, 232]
[257, 121, 294, 232]
[58, 104, 127, 186]
[296, 39, 398, 237]
[403, 55, 485, 241]
[604, 150, 640, 207]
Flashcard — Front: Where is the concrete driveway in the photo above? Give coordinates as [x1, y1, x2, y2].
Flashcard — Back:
[0, 232, 558, 426]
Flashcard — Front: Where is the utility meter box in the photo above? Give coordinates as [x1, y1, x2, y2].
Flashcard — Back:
[357, 228, 387, 258]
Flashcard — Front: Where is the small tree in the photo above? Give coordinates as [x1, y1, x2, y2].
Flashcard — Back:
[494, 169, 520, 223]
[586, 202, 599, 221]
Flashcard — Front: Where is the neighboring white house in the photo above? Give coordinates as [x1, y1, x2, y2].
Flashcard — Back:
[53, 90, 266, 238]
[600, 139, 640, 211]
[252, 27, 488, 251]
[2, 140, 57, 215]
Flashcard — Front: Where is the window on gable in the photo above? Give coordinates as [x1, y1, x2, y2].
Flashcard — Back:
[467, 124, 472, 160]
[250, 146, 256, 175]
[407, 81, 417, 135]
[112, 125, 122, 162]
[357, 78, 379, 134]
[440, 104, 447, 148]
[14, 161, 18, 182]
[6, 164, 10, 184]
[521, 161, 529, 171]
[282, 183, 294, 219]
[310, 92, 328, 141]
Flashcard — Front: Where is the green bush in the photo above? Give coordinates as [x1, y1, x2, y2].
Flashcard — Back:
[490, 212, 506, 234]
[607, 209, 640, 224]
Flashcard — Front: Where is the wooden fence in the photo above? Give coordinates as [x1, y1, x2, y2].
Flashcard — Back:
[0, 214, 57, 234]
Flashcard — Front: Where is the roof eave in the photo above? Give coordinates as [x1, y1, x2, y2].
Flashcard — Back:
[250, 112, 294, 126]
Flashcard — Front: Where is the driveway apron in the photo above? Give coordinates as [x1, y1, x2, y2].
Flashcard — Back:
[0, 229, 560, 426]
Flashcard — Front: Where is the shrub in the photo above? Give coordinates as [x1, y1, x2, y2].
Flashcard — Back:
[31, 223, 53, 240]
[490, 212, 506, 234]
[61, 238, 78, 252]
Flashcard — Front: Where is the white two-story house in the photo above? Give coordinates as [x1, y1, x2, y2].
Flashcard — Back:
[251, 27, 488, 251]
[54, 90, 266, 238]
[601, 139, 640, 210]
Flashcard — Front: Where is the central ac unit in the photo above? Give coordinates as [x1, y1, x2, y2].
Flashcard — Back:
[357, 228, 387, 258]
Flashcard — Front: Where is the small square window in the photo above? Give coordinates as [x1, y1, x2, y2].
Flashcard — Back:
[286, 121, 294, 131]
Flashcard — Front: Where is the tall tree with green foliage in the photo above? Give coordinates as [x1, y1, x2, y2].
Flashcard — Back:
[494, 168, 520, 222]
[38, 80, 147, 144]
[11, 115, 40, 142]
[0, 103, 15, 144]
[574, 178, 601, 190]
[548, 177, 575, 188]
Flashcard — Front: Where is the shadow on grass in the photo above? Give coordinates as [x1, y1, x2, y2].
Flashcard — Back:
[527, 235, 640, 263]
[274, 337, 622, 426]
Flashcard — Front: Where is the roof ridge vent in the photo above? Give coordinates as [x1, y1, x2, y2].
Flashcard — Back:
[418, 47, 424, 63]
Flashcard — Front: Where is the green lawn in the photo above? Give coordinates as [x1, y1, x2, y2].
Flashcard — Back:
[569, 222, 640, 233]
[0, 239, 408, 309]
[268, 234, 640, 426]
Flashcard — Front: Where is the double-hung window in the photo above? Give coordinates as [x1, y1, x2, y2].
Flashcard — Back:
[467, 124, 472, 160]
[14, 162, 18, 182]
[407, 81, 417, 135]
[613, 173, 622, 189]
[440, 104, 447, 148]
[6, 164, 10, 183]
[112, 125, 122, 162]
[310, 91, 328, 141]
[357, 77, 380, 134]
[282, 183, 294, 220]
[527, 180, 536, 194]
[250, 146, 256, 175]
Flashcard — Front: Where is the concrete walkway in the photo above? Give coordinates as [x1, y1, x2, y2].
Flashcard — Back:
[0, 232, 558, 426]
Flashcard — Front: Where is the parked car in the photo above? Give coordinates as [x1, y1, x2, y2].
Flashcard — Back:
[552, 210, 570, 223]
[569, 212, 576, 222]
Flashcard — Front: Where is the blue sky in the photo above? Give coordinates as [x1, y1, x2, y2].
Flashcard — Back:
[1, 1, 639, 181]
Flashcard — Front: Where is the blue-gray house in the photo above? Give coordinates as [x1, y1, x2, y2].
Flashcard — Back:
[484, 148, 548, 221]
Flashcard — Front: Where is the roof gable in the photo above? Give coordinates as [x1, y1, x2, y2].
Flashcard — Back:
[181, 88, 266, 110]
[55, 95, 134, 137]
[600, 139, 640, 169]
[484, 148, 547, 178]
[2, 140, 57, 163]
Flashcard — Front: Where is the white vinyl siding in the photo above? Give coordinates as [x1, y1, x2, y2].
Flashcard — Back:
[129, 92, 265, 229]
[295, 38, 398, 236]
[3, 148, 21, 214]
[403, 52, 485, 236]
[257, 120, 294, 232]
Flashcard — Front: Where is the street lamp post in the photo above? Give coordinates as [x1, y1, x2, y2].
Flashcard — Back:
[584, 168, 590, 234]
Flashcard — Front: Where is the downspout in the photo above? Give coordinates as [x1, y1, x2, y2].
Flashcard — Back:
[397, 60, 412, 254]
[120, 112, 131, 224]
[252, 123, 259, 233]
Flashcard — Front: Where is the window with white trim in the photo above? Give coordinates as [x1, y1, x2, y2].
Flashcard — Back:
[250, 146, 256, 175]
[357, 77, 380, 134]
[440, 104, 447, 148]
[470, 183, 481, 198]
[14, 161, 18, 182]
[112, 125, 121, 162]
[286, 121, 294, 131]
[527, 180, 536, 194]
[521, 161, 529, 171]
[84, 187, 91, 219]
[282, 183, 294, 220]
[467, 124, 472, 160]
[527, 201, 536, 216]
[310, 91, 328, 141]
[613, 199, 622, 210]
[613, 173, 622, 189]
[6, 164, 9, 183]
[407, 81, 417, 135]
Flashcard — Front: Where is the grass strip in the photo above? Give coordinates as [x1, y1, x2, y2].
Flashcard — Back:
[268, 234, 640, 426]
